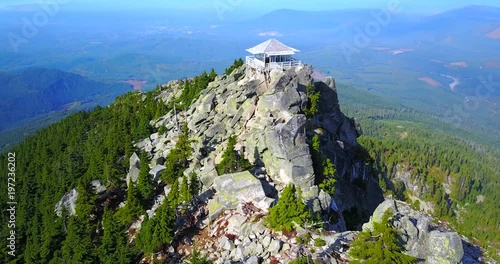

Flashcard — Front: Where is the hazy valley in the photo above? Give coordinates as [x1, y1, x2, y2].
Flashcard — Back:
[0, 3, 499, 264]
[1, 5, 499, 148]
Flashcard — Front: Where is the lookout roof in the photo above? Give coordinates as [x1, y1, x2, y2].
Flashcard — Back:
[246, 39, 300, 56]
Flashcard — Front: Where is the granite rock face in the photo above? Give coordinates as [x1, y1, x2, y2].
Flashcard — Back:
[140, 65, 383, 231]
[117, 64, 493, 264]
[426, 231, 464, 264]
[55, 188, 78, 217]
[209, 171, 273, 221]
[363, 198, 464, 263]
[90, 180, 106, 194]
[126, 152, 141, 186]
[131, 65, 389, 262]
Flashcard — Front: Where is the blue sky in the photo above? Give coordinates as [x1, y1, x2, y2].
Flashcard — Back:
[1, 0, 500, 16]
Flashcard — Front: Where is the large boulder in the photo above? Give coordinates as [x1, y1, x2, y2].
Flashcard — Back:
[209, 171, 271, 220]
[149, 165, 166, 182]
[55, 189, 78, 217]
[362, 199, 398, 232]
[213, 171, 268, 208]
[363, 199, 464, 263]
[126, 152, 140, 186]
[259, 115, 314, 189]
[426, 231, 464, 264]
[90, 180, 106, 194]
[197, 93, 216, 113]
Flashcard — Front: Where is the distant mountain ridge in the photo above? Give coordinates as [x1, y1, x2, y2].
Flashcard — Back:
[255, 5, 500, 34]
[0, 68, 132, 131]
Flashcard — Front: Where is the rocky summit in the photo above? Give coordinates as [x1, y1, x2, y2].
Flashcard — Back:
[146, 65, 384, 228]
[53, 64, 475, 263]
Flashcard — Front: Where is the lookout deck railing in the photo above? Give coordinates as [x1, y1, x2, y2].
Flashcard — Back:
[246, 56, 302, 71]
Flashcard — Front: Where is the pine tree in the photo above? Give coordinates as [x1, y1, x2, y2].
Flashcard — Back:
[209, 68, 217, 80]
[323, 158, 336, 176]
[348, 209, 416, 264]
[177, 123, 193, 165]
[137, 151, 154, 205]
[117, 180, 143, 224]
[99, 207, 117, 261]
[75, 180, 95, 220]
[189, 172, 201, 197]
[319, 177, 336, 196]
[167, 179, 180, 207]
[61, 217, 96, 264]
[135, 218, 155, 254]
[151, 201, 176, 249]
[224, 58, 244, 75]
[303, 83, 320, 119]
[266, 184, 312, 231]
[216, 136, 252, 175]
[136, 197, 176, 254]
[99, 207, 135, 264]
[180, 174, 191, 209]
[161, 123, 193, 184]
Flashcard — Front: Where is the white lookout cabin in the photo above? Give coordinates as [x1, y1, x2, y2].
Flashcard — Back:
[246, 39, 302, 72]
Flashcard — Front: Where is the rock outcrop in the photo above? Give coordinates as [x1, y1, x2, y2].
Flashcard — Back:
[55, 188, 78, 217]
[363, 198, 465, 263]
[126, 65, 486, 264]
[126, 152, 140, 186]
[90, 179, 106, 194]
[208, 171, 274, 220]
[146, 65, 382, 232]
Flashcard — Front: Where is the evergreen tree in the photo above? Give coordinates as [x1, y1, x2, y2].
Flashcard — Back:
[180, 174, 191, 209]
[137, 151, 154, 205]
[135, 218, 155, 254]
[224, 58, 244, 75]
[319, 177, 336, 196]
[161, 123, 193, 184]
[136, 197, 176, 254]
[167, 179, 180, 207]
[348, 209, 416, 264]
[303, 83, 320, 119]
[99, 207, 135, 264]
[323, 158, 336, 176]
[177, 123, 193, 165]
[189, 172, 201, 197]
[61, 217, 96, 264]
[209, 68, 217, 80]
[75, 180, 95, 220]
[216, 135, 252, 175]
[117, 181, 143, 224]
[266, 184, 312, 231]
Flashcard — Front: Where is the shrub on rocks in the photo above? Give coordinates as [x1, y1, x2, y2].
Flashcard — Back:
[216, 135, 252, 175]
[265, 184, 312, 231]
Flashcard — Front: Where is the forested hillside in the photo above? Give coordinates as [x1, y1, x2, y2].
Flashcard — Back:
[0, 70, 216, 263]
[0, 69, 134, 151]
[338, 84, 500, 258]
